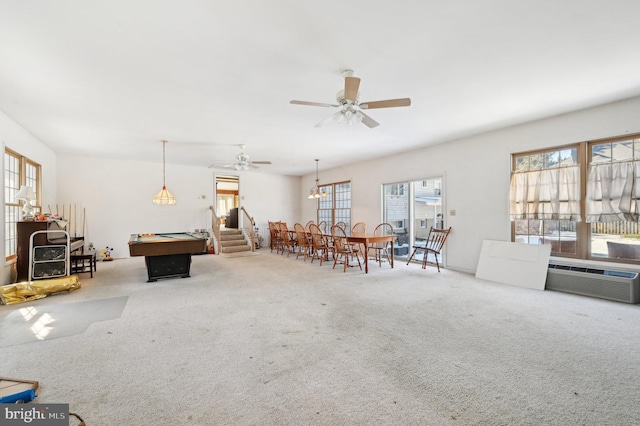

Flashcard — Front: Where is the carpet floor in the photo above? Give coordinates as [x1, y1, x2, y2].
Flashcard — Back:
[0, 295, 128, 347]
[1, 251, 639, 425]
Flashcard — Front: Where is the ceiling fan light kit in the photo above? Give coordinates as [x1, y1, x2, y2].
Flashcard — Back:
[290, 69, 411, 128]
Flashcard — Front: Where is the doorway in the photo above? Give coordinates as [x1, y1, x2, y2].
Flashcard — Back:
[383, 177, 444, 264]
[215, 174, 239, 229]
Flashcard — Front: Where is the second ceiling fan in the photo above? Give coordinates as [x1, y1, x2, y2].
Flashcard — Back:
[290, 70, 411, 128]
[209, 144, 271, 171]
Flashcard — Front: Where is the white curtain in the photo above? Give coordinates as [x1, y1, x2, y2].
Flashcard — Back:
[509, 165, 581, 221]
[586, 161, 640, 222]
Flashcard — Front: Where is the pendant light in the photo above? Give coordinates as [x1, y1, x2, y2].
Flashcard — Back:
[308, 159, 327, 199]
[153, 140, 176, 205]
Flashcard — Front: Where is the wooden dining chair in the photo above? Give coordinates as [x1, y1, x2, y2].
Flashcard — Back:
[309, 223, 329, 265]
[317, 221, 335, 260]
[351, 222, 366, 234]
[331, 225, 362, 272]
[278, 222, 297, 256]
[268, 221, 282, 253]
[294, 223, 312, 261]
[406, 226, 452, 271]
[369, 223, 394, 267]
[335, 222, 347, 232]
[350, 222, 367, 253]
[318, 221, 328, 234]
[305, 220, 315, 229]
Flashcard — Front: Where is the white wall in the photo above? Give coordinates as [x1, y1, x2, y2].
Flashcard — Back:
[1, 110, 58, 283]
[234, 171, 300, 242]
[301, 95, 640, 273]
[56, 154, 300, 258]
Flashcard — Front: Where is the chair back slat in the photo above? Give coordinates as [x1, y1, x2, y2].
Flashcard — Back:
[425, 227, 452, 254]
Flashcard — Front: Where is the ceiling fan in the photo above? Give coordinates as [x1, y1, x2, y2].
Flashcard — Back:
[290, 70, 411, 128]
[208, 144, 271, 171]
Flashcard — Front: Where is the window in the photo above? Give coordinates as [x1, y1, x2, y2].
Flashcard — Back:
[317, 181, 351, 230]
[391, 219, 405, 229]
[510, 145, 581, 256]
[389, 184, 405, 196]
[586, 138, 640, 261]
[4, 149, 41, 260]
[510, 133, 640, 263]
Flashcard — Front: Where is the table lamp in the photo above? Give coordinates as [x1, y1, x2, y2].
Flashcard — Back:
[15, 185, 36, 220]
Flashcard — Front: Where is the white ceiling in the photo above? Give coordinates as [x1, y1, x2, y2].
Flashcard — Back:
[2, 1, 640, 176]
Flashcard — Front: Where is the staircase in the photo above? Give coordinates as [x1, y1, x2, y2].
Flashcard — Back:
[219, 229, 252, 254]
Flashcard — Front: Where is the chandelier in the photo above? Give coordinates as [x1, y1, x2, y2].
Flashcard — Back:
[308, 159, 327, 199]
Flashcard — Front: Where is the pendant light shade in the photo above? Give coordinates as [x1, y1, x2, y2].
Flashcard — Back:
[153, 140, 176, 205]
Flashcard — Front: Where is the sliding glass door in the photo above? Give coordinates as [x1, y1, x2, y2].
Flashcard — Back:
[383, 177, 443, 263]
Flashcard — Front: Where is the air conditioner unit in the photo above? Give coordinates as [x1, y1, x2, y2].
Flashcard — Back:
[546, 264, 640, 304]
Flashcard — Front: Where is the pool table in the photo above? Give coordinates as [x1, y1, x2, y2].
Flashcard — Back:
[128, 232, 208, 282]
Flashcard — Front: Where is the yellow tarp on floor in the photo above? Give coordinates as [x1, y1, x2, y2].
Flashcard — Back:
[0, 276, 81, 305]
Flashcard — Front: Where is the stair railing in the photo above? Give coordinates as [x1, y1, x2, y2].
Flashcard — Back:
[209, 205, 222, 254]
[240, 206, 256, 252]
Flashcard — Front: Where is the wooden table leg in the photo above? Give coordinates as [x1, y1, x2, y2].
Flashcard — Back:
[364, 242, 369, 273]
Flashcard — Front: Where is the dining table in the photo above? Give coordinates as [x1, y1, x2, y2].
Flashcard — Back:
[346, 232, 395, 273]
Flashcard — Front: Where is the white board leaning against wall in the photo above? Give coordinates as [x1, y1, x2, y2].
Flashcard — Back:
[475, 240, 552, 291]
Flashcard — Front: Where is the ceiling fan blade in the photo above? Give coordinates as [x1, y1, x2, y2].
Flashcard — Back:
[208, 164, 235, 169]
[359, 98, 411, 109]
[290, 100, 339, 108]
[251, 161, 271, 165]
[357, 111, 380, 128]
[344, 76, 361, 102]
